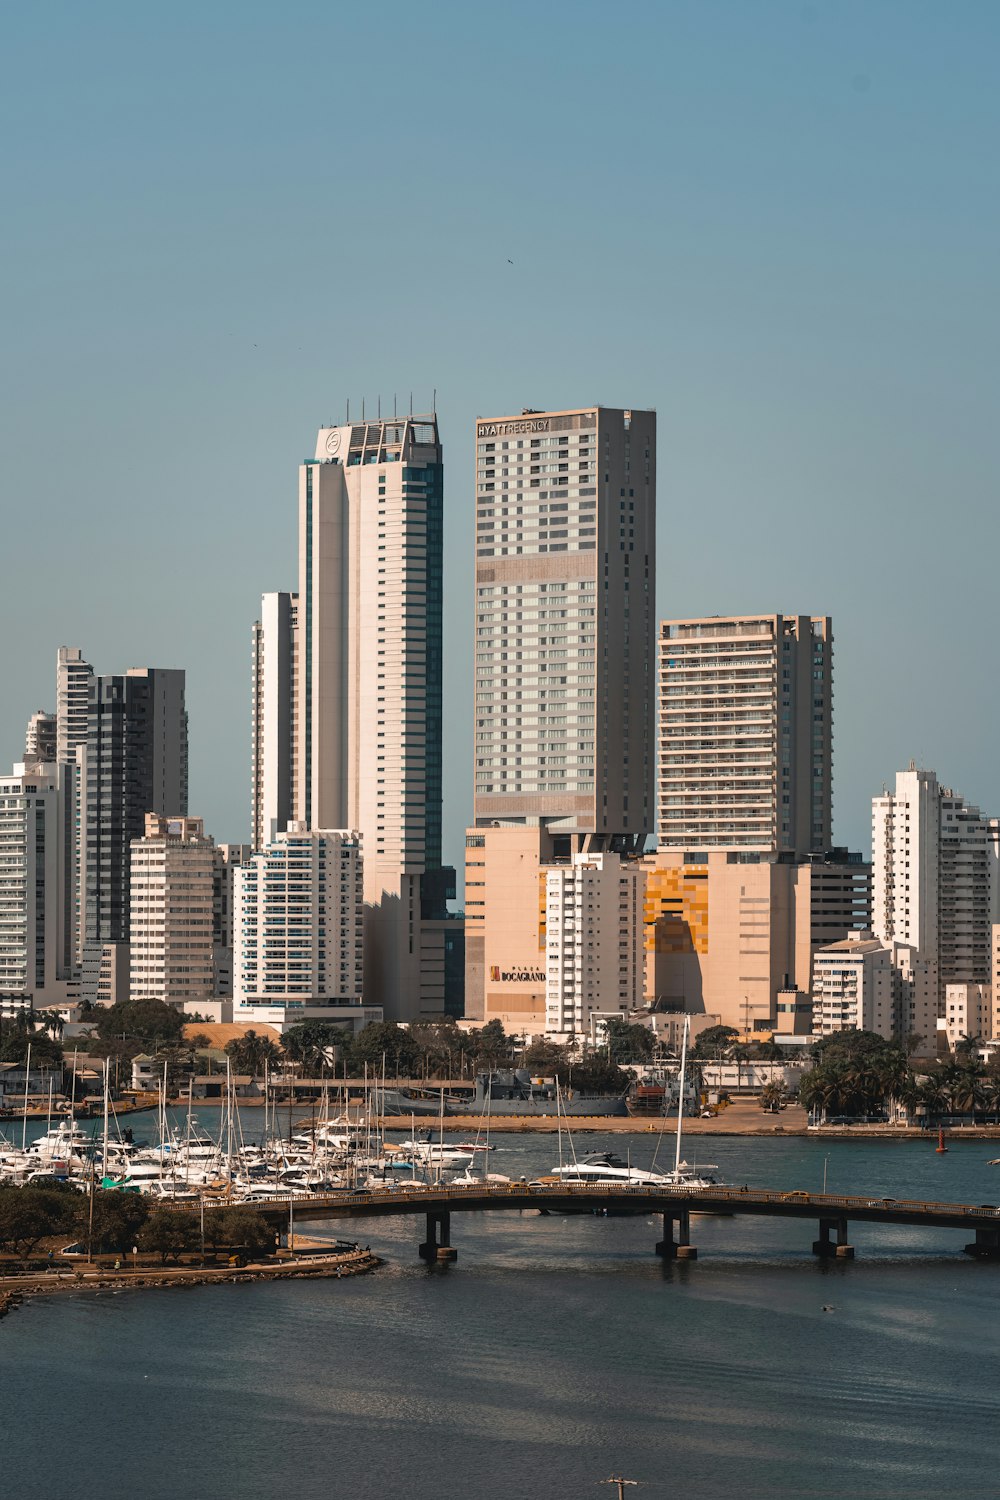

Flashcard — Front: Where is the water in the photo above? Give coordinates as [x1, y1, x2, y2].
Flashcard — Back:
[3, 1127, 1000, 1499]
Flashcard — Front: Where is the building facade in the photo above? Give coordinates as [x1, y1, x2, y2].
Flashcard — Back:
[544, 853, 645, 1040]
[25, 712, 57, 763]
[290, 415, 457, 1020]
[234, 825, 372, 1032]
[658, 614, 832, 856]
[251, 591, 298, 851]
[812, 933, 898, 1039]
[129, 815, 216, 1006]
[0, 762, 75, 1005]
[473, 405, 655, 845]
[872, 766, 1000, 999]
[81, 667, 188, 1004]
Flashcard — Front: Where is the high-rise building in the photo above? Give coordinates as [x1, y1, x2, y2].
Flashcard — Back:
[56, 648, 94, 767]
[473, 405, 655, 846]
[544, 853, 646, 1040]
[659, 614, 833, 856]
[129, 815, 216, 1006]
[25, 712, 57, 763]
[293, 415, 457, 1020]
[251, 592, 298, 850]
[0, 761, 75, 1003]
[81, 668, 188, 1004]
[872, 765, 1000, 998]
[212, 842, 251, 997]
[234, 825, 374, 1032]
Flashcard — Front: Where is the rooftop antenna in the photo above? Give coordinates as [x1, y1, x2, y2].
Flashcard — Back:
[409, 391, 413, 416]
[378, 394, 381, 420]
[394, 393, 397, 419]
[433, 386, 437, 413]
[362, 397, 365, 422]
[347, 398, 350, 424]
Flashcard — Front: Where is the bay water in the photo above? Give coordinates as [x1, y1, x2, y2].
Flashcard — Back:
[3, 1123, 999, 1499]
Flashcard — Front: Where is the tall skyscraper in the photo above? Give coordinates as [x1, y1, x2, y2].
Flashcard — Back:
[291, 414, 455, 1019]
[56, 647, 94, 766]
[473, 405, 656, 846]
[0, 761, 75, 1004]
[81, 668, 188, 1004]
[251, 591, 298, 849]
[658, 614, 833, 856]
[872, 765, 1000, 997]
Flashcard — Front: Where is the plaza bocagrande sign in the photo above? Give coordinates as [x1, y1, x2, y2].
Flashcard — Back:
[489, 965, 545, 984]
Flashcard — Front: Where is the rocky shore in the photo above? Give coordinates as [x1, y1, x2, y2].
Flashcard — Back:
[0, 1246, 380, 1322]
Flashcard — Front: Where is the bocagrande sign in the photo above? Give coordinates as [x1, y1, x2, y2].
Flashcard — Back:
[489, 965, 545, 984]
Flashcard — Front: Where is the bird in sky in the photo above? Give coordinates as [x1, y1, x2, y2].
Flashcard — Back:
[507, 258, 514, 264]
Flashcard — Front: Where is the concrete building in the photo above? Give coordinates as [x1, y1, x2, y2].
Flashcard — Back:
[473, 405, 655, 845]
[278, 414, 459, 1022]
[658, 614, 832, 856]
[0, 761, 75, 1005]
[129, 816, 216, 1007]
[642, 848, 871, 1033]
[234, 824, 375, 1032]
[25, 712, 57, 763]
[873, 766, 1000, 999]
[812, 933, 898, 1039]
[463, 824, 548, 1028]
[251, 591, 298, 851]
[942, 982, 996, 1051]
[212, 843, 251, 998]
[56, 648, 94, 767]
[81, 668, 188, 1005]
[544, 854, 645, 1040]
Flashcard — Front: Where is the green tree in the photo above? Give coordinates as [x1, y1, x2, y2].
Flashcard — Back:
[138, 1207, 200, 1264]
[567, 1055, 630, 1095]
[94, 997, 185, 1048]
[689, 1024, 739, 1060]
[470, 1019, 512, 1069]
[409, 1021, 466, 1079]
[352, 1022, 421, 1076]
[78, 1189, 150, 1254]
[521, 1037, 570, 1076]
[0, 1010, 63, 1065]
[282, 1020, 354, 1074]
[759, 1080, 786, 1112]
[202, 1207, 273, 1259]
[224, 1031, 283, 1077]
[605, 1019, 656, 1064]
[0, 1185, 76, 1258]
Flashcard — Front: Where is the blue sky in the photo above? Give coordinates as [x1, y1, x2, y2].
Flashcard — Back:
[2, 1, 998, 870]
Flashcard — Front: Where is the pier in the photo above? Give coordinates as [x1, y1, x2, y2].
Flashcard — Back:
[186, 1183, 1000, 1264]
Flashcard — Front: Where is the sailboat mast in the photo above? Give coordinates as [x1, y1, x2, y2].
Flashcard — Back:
[21, 1040, 31, 1152]
[674, 1017, 690, 1176]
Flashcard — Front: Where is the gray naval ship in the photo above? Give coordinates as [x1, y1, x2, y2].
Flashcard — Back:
[379, 1071, 629, 1118]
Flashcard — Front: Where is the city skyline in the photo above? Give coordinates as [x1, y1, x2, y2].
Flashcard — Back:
[4, 4, 1000, 876]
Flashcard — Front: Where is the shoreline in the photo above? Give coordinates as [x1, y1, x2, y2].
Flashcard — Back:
[0, 1246, 381, 1322]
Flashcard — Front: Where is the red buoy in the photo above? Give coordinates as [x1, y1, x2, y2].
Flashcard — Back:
[936, 1126, 948, 1154]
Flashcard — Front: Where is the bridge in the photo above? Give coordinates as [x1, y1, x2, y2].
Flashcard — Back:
[225, 1183, 1000, 1264]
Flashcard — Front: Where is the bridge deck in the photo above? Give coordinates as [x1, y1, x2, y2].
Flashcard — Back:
[218, 1182, 1000, 1231]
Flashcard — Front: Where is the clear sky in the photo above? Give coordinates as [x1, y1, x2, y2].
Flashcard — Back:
[2, 1, 998, 872]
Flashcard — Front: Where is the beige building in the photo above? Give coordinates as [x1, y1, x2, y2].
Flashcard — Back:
[659, 614, 832, 857]
[464, 824, 548, 1028]
[812, 933, 898, 1039]
[130, 815, 216, 1006]
[292, 416, 456, 1020]
[0, 761, 75, 1004]
[942, 982, 996, 1050]
[642, 849, 870, 1033]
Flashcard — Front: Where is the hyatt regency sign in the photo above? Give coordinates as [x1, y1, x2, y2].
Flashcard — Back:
[478, 420, 549, 437]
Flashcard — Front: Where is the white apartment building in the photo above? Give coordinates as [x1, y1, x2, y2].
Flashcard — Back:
[235, 825, 373, 1032]
[942, 983, 997, 1051]
[872, 765, 1000, 998]
[544, 853, 645, 1039]
[25, 712, 56, 762]
[0, 762, 74, 1004]
[659, 614, 832, 856]
[251, 592, 298, 850]
[473, 405, 655, 848]
[812, 933, 897, 1039]
[130, 816, 216, 1006]
[212, 843, 250, 997]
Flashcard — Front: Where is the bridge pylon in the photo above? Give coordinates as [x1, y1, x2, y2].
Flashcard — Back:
[419, 1209, 457, 1264]
[655, 1208, 697, 1260]
[813, 1215, 854, 1259]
